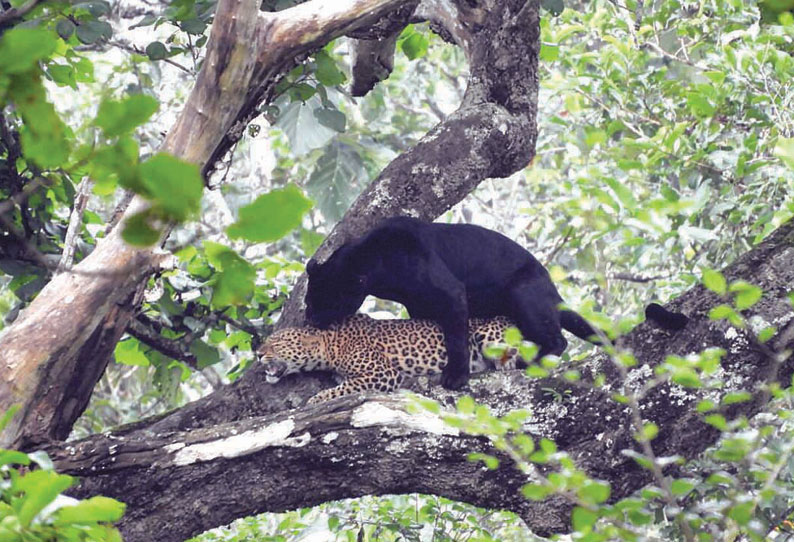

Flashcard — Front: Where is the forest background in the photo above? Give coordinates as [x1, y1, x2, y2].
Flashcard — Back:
[1, 0, 794, 541]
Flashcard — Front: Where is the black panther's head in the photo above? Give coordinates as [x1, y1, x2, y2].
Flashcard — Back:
[304, 256, 367, 328]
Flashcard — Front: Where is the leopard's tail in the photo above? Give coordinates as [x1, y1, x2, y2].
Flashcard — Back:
[559, 310, 602, 345]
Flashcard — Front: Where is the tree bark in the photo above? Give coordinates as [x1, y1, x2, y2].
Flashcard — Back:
[0, 0, 426, 449]
[43, 218, 794, 542]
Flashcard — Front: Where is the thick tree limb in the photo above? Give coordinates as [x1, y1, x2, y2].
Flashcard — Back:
[43, 219, 794, 541]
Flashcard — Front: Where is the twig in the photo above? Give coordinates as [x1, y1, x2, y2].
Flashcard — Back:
[608, 272, 670, 283]
[127, 316, 224, 389]
[57, 178, 93, 273]
[0, 0, 40, 24]
[108, 40, 193, 74]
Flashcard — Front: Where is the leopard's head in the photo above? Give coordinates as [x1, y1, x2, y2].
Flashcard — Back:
[257, 327, 326, 384]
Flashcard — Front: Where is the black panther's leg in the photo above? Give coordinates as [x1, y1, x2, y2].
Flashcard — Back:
[403, 267, 470, 390]
[508, 276, 567, 361]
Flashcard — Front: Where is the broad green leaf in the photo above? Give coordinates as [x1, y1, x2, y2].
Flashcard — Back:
[180, 18, 207, 35]
[468, 452, 499, 469]
[10, 74, 71, 168]
[0, 450, 30, 467]
[504, 326, 522, 345]
[671, 479, 695, 496]
[14, 470, 74, 526]
[400, 29, 429, 60]
[578, 481, 610, 505]
[0, 28, 57, 74]
[571, 506, 598, 532]
[114, 338, 150, 366]
[722, 391, 752, 405]
[456, 395, 475, 415]
[56, 19, 76, 41]
[540, 43, 559, 62]
[139, 153, 203, 221]
[730, 282, 762, 310]
[75, 20, 113, 45]
[313, 108, 346, 132]
[189, 339, 221, 369]
[521, 483, 552, 500]
[314, 50, 346, 86]
[146, 41, 168, 60]
[95, 94, 159, 138]
[227, 185, 312, 242]
[275, 95, 337, 155]
[54, 496, 125, 525]
[702, 268, 727, 295]
[541, 0, 564, 16]
[205, 242, 256, 308]
[121, 211, 160, 247]
[306, 141, 366, 221]
[775, 137, 794, 169]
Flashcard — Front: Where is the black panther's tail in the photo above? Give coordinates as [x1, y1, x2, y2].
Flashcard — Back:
[559, 310, 602, 345]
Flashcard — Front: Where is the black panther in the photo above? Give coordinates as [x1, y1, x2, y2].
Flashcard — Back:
[305, 216, 613, 390]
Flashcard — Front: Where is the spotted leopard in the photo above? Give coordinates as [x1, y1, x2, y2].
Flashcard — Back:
[257, 314, 524, 404]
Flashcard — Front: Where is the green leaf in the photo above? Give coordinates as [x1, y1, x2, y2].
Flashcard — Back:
[95, 94, 159, 138]
[400, 30, 429, 60]
[571, 506, 598, 532]
[704, 413, 727, 430]
[180, 18, 207, 35]
[503, 326, 522, 345]
[696, 399, 716, 413]
[205, 242, 256, 308]
[578, 481, 610, 505]
[671, 478, 695, 496]
[313, 108, 346, 132]
[306, 141, 366, 221]
[226, 185, 312, 242]
[139, 153, 203, 221]
[729, 281, 762, 310]
[314, 50, 346, 86]
[15, 470, 74, 526]
[121, 211, 161, 247]
[114, 338, 150, 366]
[468, 452, 499, 469]
[145, 41, 168, 60]
[775, 137, 794, 169]
[56, 19, 76, 41]
[702, 268, 727, 295]
[54, 496, 125, 525]
[541, 0, 564, 16]
[540, 43, 559, 62]
[10, 74, 71, 168]
[521, 483, 552, 500]
[728, 502, 753, 525]
[0, 450, 30, 467]
[75, 20, 113, 45]
[189, 339, 221, 369]
[637, 422, 658, 442]
[722, 391, 752, 405]
[456, 395, 475, 415]
[0, 28, 57, 74]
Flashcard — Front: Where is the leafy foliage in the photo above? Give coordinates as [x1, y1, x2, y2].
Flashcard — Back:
[0, 410, 125, 542]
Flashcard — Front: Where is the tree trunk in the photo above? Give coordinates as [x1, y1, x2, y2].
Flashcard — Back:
[44, 219, 794, 542]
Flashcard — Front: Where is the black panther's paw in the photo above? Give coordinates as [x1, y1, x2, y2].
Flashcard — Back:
[441, 369, 470, 391]
[645, 303, 689, 331]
